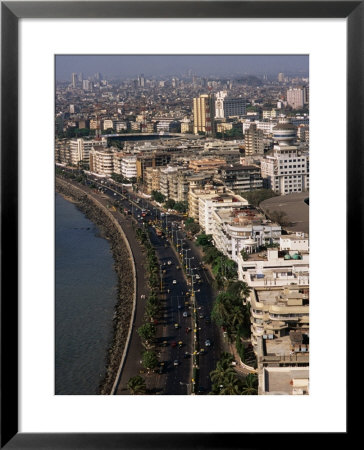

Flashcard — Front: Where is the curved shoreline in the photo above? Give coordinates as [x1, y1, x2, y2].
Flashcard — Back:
[56, 177, 136, 395]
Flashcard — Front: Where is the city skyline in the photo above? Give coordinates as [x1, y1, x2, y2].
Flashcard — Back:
[56, 55, 309, 81]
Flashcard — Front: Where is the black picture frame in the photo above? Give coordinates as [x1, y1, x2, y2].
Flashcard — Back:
[1, 1, 356, 448]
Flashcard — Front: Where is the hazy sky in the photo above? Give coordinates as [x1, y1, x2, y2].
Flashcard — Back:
[56, 55, 308, 81]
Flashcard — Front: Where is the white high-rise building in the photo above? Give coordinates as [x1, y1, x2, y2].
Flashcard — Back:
[260, 119, 309, 195]
[215, 90, 227, 119]
[70, 137, 107, 165]
[287, 87, 305, 109]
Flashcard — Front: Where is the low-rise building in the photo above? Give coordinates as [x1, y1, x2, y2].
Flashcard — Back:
[238, 247, 309, 288]
[189, 158, 226, 172]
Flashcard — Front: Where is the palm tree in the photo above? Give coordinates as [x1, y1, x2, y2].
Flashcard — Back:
[241, 373, 258, 395]
[219, 372, 243, 395]
[210, 362, 236, 387]
[127, 375, 147, 395]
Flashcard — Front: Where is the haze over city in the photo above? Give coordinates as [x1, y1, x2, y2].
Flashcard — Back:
[56, 53, 310, 398]
[56, 55, 309, 81]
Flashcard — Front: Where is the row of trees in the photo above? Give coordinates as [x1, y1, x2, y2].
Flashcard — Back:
[195, 232, 257, 373]
[196, 234, 238, 288]
[210, 353, 258, 395]
[126, 223, 163, 394]
[211, 282, 251, 342]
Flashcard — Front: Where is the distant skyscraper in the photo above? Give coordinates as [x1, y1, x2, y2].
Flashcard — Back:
[215, 91, 227, 119]
[82, 79, 90, 91]
[278, 72, 285, 82]
[287, 87, 305, 109]
[71, 73, 77, 88]
[193, 94, 215, 136]
[78, 72, 83, 82]
[138, 74, 145, 87]
[94, 72, 102, 81]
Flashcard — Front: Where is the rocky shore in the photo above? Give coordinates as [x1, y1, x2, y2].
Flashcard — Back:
[56, 178, 134, 395]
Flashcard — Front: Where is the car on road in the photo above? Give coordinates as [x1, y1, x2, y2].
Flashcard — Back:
[176, 265, 180, 270]
[195, 274, 200, 279]
[205, 317, 211, 324]
[182, 311, 188, 318]
[167, 260, 172, 265]
[184, 352, 190, 359]
[172, 280, 177, 284]
[171, 341, 177, 347]
[173, 360, 179, 366]
[205, 339, 211, 347]
[178, 341, 183, 348]
[174, 323, 179, 329]
[199, 313, 204, 319]
[161, 340, 168, 347]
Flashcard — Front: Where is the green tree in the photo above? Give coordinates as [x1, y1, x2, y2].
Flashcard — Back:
[137, 323, 156, 346]
[127, 375, 147, 395]
[174, 201, 188, 213]
[185, 221, 200, 236]
[219, 372, 244, 395]
[196, 233, 213, 248]
[142, 350, 158, 370]
[151, 190, 165, 203]
[164, 199, 176, 209]
[144, 302, 160, 320]
[241, 374, 258, 395]
[243, 189, 278, 207]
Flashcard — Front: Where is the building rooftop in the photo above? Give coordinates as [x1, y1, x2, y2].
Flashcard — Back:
[263, 367, 309, 395]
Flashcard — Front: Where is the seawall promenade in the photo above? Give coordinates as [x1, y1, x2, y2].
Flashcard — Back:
[56, 177, 136, 394]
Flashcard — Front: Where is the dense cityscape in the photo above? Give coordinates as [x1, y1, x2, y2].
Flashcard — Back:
[55, 56, 309, 396]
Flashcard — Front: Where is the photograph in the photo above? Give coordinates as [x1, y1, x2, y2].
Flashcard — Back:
[55, 54, 310, 396]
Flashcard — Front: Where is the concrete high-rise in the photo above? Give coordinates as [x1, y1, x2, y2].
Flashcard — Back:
[215, 91, 227, 119]
[193, 94, 215, 136]
[223, 97, 246, 118]
[287, 87, 305, 109]
[244, 123, 264, 156]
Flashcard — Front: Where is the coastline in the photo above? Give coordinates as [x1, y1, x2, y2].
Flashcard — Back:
[56, 178, 135, 395]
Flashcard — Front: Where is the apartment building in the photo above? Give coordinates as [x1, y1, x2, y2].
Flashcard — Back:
[136, 152, 172, 180]
[238, 246, 309, 288]
[55, 139, 71, 164]
[287, 87, 305, 109]
[260, 119, 309, 195]
[70, 137, 107, 165]
[242, 119, 278, 136]
[121, 155, 137, 180]
[193, 94, 215, 136]
[144, 167, 161, 194]
[189, 158, 226, 173]
[249, 285, 309, 394]
[244, 123, 264, 156]
[89, 146, 114, 176]
[198, 191, 248, 235]
[212, 208, 282, 263]
[223, 97, 246, 118]
[218, 164, 263, 193]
